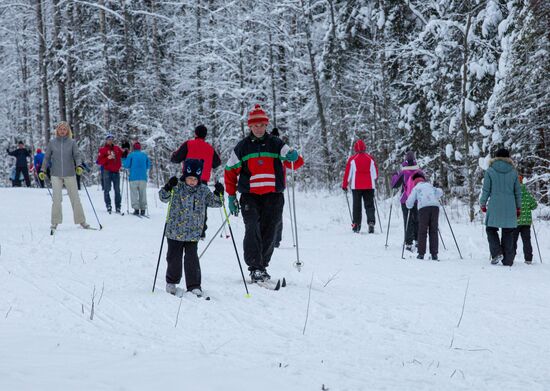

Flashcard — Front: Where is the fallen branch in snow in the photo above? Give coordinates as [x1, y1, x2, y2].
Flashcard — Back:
[175, 296, 184, 328]
[302, 273, 314, 335]
[90, 285, 96, 320]
[80, 250, 86, 264]
[456, 278, 470, 328]
[97, 282, 105, 305]
[322, 269, 341, 288]
[5, 305, 12, 319]
[453, 347, 493, 353]
[450, 369, 465, 379]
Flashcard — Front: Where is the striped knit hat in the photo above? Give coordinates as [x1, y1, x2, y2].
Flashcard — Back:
[247, 104, 269, 126]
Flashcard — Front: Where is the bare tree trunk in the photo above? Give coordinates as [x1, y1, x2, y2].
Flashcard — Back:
[196, 0, 204, 117]
[15, 32, 33, 148]
[52, 0, 67, 122]
[300, 0, 331, 183]
[239, 38, 246, 138]
[122, 0, 135, 90]
[35, 0, 51, 142]
[277, 44, 288, 131]
[268, 32, 278, 128]
[65, 1, 75, 133]
[461, 12, 475, 222]
[99, 0, 110, 130]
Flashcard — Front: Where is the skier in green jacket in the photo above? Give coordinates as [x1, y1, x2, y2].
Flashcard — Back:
[513, 175, 538, 264]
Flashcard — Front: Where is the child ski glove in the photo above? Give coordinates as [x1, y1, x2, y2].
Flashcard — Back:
[481, 205, 487, 213]
[285, 150, 299, 162]
[164, 176, 179, 192]
[214, 182, 224, 196]
[38, 172, 46, 181]
[75, 166, 83, 176]
[228, 195, 239, 216]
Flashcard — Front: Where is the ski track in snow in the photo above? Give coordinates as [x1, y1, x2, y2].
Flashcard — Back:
[1, 187, 549, 390]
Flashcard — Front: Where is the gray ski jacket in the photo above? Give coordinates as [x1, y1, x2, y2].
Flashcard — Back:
[42, 136, 82, 177]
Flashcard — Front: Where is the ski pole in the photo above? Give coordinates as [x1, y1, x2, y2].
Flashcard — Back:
[220, 194, 250, 297]
[385, 189, 396, 248]
[125, 170, 130, 215]
[46, 184, 53, 200]
[440, 203, 463, 259]
[199, 219, 228, 259]
[152, 190, 173, 292]
[374, 192, 383, 233]
[438, 228, 447, 250]
[532, 221, 543, 264]
[291, 161, 302, 270]
[286, 181, 296, 247]
[82, 178, 103, 230]
[401, 211, 410, 259]
[42, 175, 53, 200]
[218, 207, 229, 238]
[344, 190, 353, 224]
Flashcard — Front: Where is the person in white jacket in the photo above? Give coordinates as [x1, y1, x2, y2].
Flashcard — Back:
[406, 173, 443, 260]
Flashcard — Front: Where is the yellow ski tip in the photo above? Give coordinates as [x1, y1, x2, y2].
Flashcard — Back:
[245, 294, 252, 298]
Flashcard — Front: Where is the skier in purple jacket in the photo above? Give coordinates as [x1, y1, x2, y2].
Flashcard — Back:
[391, 151, 424, 251]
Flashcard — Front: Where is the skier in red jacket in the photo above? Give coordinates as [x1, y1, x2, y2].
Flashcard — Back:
[97, 134, 123, 213]
[171, 125, 222, 238]
[171, 125, 221, 183]
[342, 139, 379, 233]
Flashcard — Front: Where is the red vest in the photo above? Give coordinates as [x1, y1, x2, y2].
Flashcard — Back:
[342, 153, 378, 190]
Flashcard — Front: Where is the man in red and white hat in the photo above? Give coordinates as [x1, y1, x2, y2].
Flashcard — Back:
[225, 104, 301, 283]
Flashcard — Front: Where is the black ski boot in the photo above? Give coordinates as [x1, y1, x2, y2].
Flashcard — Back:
[140, 209, 146, 216]
[352, 224, 361, 233]
[250, 270, 264, 283]
[133, 209, 140, 216]
[260, 270, 271, 281]
[368, 223, 375, 234]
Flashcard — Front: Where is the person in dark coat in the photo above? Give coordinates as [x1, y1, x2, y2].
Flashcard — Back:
[7, 141, 31, 187]
[479, 148, 522, 266]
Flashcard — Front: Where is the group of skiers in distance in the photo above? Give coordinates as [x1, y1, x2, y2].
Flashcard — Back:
[344, 142, 537, 266]
[5, 104, 539, 298]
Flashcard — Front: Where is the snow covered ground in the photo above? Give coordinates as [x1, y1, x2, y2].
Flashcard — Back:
[1, 185, 549, 391]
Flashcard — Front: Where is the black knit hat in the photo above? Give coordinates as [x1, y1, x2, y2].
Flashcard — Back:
[183, 159, 204, 180]
[495, 148, 510, 158]
[195, 125, 207, 139]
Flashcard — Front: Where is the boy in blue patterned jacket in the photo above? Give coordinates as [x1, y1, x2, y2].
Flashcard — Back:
[406, 173, 444, 260]
[159, 159, 224, 296]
